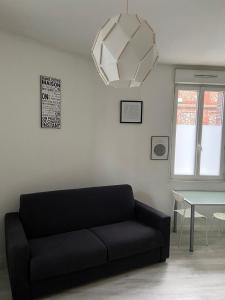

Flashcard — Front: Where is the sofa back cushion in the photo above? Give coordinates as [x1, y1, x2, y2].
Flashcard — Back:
[19, 184, 135, 238]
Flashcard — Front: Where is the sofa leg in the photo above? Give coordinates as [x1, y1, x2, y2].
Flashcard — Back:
[160, 247, 169, 262]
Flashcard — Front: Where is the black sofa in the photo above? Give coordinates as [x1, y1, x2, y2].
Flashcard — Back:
[5, 184, 170, 300]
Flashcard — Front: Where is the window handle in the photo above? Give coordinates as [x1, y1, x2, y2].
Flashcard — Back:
[197, 144, 202, 152]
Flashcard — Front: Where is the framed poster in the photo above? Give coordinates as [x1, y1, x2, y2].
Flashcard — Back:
[40, 75, 61, 128]
[151, 136, 169, 160]
[120, 100, 143, 123]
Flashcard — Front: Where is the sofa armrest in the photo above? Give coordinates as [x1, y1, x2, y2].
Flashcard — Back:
[134, 200, 171, 259]
[5, 213, 31, 300]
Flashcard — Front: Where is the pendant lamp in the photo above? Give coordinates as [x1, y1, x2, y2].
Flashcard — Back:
[91, 0, 158, 88]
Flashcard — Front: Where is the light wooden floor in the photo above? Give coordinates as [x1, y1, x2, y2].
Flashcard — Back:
[1, 228, 225, 300]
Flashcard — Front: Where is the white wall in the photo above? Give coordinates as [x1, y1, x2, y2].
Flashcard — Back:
[92, 63, 225, 221]
[0, 30, 96, 265]
[92, 64, 175, 214]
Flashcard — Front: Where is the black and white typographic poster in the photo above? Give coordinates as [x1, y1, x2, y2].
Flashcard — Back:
[40, 75, 61, 128]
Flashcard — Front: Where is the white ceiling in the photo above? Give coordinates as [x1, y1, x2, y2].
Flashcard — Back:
[0, 0, 225, 66]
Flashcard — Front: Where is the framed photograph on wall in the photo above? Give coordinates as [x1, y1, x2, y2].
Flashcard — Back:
[151, 136, 169, 160]
[40, 75, 61, 128]
[120, 100, 143, 124]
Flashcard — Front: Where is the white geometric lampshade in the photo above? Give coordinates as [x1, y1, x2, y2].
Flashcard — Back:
[91, 14, 159, 88]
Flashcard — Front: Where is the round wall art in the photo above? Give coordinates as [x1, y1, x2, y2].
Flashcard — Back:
[151, 136, 169, 160]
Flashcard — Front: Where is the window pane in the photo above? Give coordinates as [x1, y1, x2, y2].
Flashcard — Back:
[200, 91, 224, 176]
[174, 90, 198, 175]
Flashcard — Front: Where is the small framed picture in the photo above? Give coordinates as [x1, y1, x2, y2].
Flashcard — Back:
[40, 75, 61, 129]
[151, 136, 169, 160]
[120, 100, 143, 124]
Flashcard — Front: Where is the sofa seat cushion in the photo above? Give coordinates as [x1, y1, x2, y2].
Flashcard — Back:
[91, 220, 164, 261]
[29, 229, 107, 281]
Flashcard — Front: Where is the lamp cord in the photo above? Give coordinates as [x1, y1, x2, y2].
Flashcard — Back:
[126, 0, 128, 14]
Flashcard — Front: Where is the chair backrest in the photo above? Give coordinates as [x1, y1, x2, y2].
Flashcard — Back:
[19, 184, 135, 239]
[172, 190, 188, 210]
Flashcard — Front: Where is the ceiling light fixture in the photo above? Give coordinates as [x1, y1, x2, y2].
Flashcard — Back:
[91, 0, 158, 88]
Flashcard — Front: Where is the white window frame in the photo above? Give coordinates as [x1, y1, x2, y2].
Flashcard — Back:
[171, 84, 225, 181]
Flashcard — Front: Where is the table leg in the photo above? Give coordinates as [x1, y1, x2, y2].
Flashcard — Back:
[173, 201, 177, 233]
[190, 205, 195, 252]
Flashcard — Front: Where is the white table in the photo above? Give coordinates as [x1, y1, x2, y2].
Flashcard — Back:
[173, 191, 225, 252]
